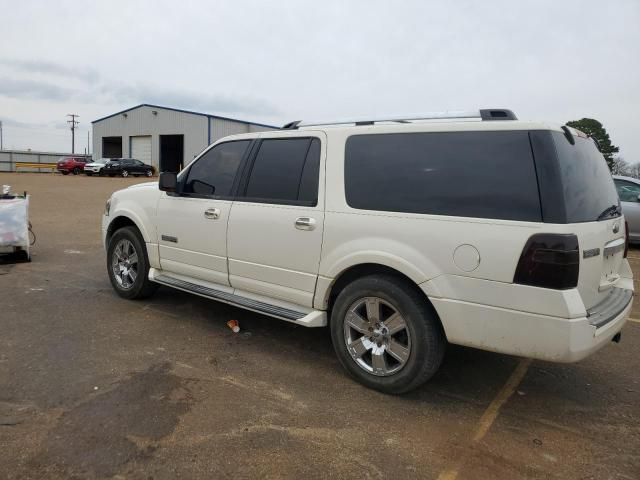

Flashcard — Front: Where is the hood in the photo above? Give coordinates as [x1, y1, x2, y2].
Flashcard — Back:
[127, 181, 158, 189]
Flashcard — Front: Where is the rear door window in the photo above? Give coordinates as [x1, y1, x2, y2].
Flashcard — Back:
[344, 131, 541, 221]
[241, 137, 320, 205]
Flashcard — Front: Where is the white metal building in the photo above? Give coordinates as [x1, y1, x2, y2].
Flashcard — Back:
[91, 104, 277, 172]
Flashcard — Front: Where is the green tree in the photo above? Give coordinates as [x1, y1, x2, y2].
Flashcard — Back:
[566, 118, 619, 170]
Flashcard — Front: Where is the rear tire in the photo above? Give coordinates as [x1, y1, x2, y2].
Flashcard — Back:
[330, 275, 445, 394]
[106, 226, 158, 300]
[61, 171, 69, 175]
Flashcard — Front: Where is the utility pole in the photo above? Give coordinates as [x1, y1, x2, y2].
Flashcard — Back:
[67, 114, 79, 153]
[87, 130, 90, 157]
[0, 120, 3, 150]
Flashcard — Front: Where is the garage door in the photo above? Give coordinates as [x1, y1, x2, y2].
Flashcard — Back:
[131, 136, 152, 166]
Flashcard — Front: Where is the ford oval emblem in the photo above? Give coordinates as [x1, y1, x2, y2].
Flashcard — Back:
[613, 222, 620, 234]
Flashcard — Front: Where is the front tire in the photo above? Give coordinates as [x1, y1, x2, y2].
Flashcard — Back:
[107, 226, 158, 299]
[73, 167, 80, 175]
[85, 172, 93, 176]
[145, 169, 153, 177]
[330, 275, 445, 394]
[121, 170, 129, 177]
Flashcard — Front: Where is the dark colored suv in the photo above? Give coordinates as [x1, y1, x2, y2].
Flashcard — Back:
[103, 158, 155, 178]
[56, 157, 89, 175]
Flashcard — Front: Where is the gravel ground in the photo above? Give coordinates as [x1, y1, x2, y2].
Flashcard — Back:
[1, 172, 638, 480]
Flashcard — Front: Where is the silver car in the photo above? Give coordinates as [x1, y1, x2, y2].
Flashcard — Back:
[613, 175, 640, 242]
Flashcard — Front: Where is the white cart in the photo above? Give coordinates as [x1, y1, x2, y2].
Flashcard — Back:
[0, 187, 31, 261]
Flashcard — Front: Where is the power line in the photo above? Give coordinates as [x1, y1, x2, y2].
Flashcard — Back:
[67, 114, 79, 154]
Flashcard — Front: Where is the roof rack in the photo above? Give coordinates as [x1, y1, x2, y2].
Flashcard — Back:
[281, 109, 517, 129]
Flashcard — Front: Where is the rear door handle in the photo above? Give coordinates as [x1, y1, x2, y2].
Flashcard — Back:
[204, 208, 220, 220]
[295, 217, 316, 231]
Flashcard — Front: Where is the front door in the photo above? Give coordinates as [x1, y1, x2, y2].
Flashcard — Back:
[156, 139, 252, 285]
[227, 133, 326, 307]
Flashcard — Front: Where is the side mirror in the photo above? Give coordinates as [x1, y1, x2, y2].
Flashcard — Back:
[159, 172, 177, 193]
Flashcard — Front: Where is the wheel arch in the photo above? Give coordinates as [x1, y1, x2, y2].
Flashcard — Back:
[105, 214, 148, 245]
[321, 263, 445, 335]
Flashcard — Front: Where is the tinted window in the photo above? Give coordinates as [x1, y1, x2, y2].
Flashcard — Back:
[345, 131, 541, 221]
[552, 133, 619, 222]
[244, 137, 320, 205]
[184, 141, 250, 197]
[299, 139, 321, 203]
[614, 180, 640, 203]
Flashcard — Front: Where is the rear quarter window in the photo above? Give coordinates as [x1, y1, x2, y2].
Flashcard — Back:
[344, 131, 542, 221]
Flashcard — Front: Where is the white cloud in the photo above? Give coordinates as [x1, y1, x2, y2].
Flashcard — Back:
[0, 0, 638, 158]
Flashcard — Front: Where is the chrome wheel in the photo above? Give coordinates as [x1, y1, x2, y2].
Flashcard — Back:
[145, 169, 153, 177]
[343, 297, 412, 376]
[121, 170, 129, 177]
[111, 239, 138, 290]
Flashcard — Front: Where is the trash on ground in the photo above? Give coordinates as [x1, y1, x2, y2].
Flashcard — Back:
[227, 319, 240, 333]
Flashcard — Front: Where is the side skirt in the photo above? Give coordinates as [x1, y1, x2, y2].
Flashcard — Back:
[149, 269, 327, 327]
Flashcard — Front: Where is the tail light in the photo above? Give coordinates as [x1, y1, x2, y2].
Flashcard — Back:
[514, 234, 579, 289]
[624, 221, 629, 258]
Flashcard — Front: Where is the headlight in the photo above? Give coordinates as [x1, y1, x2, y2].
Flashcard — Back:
[105, 198, 111, 216]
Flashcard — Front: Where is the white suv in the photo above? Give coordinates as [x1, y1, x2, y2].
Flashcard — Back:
[102, 109, 633, 393]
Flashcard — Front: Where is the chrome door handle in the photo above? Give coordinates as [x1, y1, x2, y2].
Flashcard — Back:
[204, 208, 220, 220]
[295, 217, 316, 231]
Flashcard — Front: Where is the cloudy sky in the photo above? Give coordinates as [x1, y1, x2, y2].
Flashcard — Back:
[1, 0, 639, 159]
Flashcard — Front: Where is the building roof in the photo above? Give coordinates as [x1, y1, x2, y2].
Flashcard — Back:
[91, 103, 277, 128]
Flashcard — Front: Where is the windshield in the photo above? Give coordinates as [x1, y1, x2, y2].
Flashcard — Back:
[552, 132, 619, 223]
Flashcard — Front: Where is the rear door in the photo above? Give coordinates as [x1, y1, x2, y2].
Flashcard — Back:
[226, 132, 326, 307]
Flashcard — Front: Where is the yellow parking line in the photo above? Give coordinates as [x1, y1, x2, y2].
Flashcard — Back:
[628, 317, 640, 324]
[437, 358, 532, 480]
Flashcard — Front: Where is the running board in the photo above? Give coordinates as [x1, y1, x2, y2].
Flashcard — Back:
[151, 272, 326, 327]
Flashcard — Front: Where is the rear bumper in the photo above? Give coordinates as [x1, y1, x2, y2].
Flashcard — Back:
[430, 289, 632, 363]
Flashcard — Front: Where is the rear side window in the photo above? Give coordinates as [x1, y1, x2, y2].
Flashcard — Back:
[344, 131, 541, 221]
[243, 137, 320, 205]
[183, 140, 250, 197]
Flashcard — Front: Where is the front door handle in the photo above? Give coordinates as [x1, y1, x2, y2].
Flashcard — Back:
[295, 217, 316, 231]
[204, 208, 220, 220]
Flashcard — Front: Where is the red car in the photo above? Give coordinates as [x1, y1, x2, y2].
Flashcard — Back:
[57, 157, 88, 175]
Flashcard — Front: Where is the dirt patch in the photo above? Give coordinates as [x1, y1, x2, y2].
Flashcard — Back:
[31, 362, 192, 478]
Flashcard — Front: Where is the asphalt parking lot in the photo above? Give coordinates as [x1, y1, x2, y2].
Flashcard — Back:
[1, 172, 639, 480]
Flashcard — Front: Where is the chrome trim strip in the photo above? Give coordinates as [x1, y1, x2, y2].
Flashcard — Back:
[603, 238, 625, 256]
[153, 274, 306, 321]
[583, 248, 600, 259]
